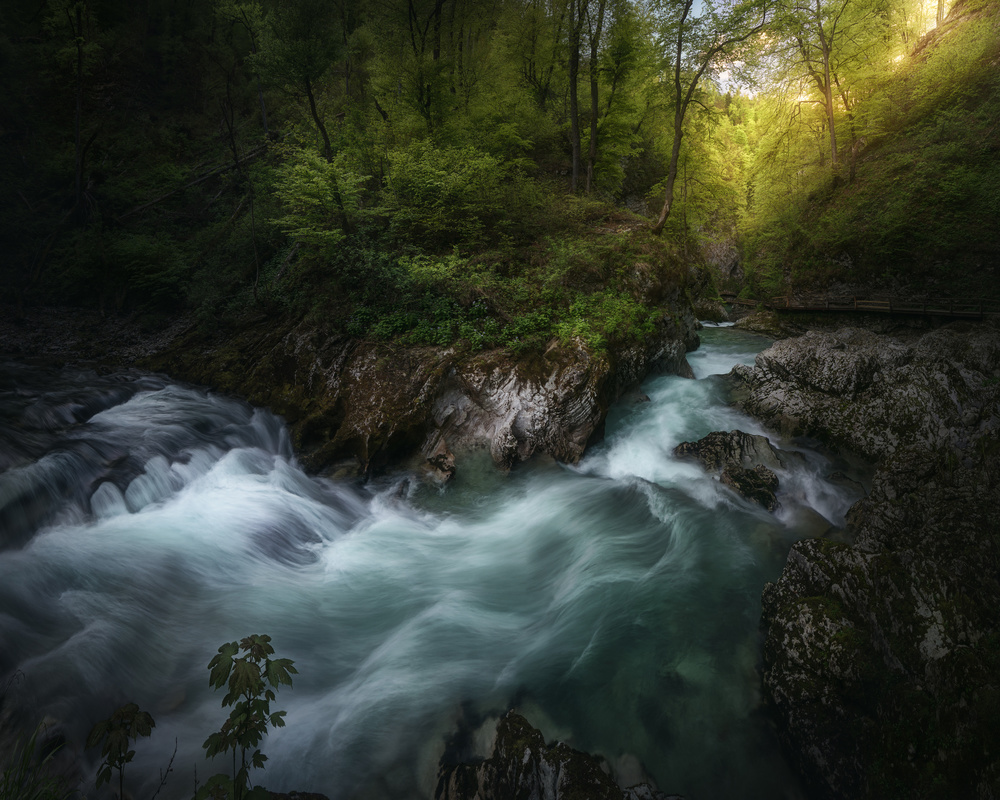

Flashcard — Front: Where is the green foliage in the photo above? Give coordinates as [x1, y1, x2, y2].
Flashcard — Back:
[0, 726, 71, 800]
[738, 0, 1000, 296]
[273, 146, 366, 252]
[200, 634, 296, 800]
[381, 141, 542, 249]
[555, 291, 660, 350]
[86, 702, 155, 800]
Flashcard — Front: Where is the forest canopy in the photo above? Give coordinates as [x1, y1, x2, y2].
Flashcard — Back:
[0, 0, 996, 341]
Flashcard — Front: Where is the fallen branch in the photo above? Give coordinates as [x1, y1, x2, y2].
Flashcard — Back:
[116, 142, 269, 222]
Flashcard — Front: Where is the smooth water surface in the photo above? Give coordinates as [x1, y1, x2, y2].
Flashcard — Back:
[0, 328, 862, 799]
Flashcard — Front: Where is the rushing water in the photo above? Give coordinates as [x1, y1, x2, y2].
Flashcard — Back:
[0, 327, 864, 800]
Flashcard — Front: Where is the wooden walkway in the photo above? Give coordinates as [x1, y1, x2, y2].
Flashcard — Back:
[719, 293, 1000, 320]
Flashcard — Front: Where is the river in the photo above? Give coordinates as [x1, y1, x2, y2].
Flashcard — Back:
[0, 325, 864, 799]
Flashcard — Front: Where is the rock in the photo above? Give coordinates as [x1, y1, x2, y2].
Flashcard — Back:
[733, 309, 786, 337]
[691, 298, 729, 323]
[673, 429, 784, 508]
[673, 429, 783, 473]
[436, 710, 677, 800]
[738, 321, 1000, 799]
[424, 432, 456, 481]
[147, 308, 699, 476]
[730, 325, 999, 462]
[720, 464, 780, 510]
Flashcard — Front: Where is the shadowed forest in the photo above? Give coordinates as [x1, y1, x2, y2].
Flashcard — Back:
[1, 0, 997, 348]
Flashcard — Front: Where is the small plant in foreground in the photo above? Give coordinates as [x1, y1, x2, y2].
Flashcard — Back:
[0, 725, 71, 800]
[199, 634, 296, 800]
[87, 702, 155, 800]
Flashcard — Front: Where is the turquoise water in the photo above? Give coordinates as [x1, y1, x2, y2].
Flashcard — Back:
[0, 327, 860, 799]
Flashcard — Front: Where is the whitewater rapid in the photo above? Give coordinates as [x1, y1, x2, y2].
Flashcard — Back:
[0, 327, 864, 799]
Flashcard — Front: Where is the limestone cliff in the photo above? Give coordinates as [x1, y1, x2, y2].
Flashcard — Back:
[730, 321, 1000, 799]
[146, 308, 698, 476]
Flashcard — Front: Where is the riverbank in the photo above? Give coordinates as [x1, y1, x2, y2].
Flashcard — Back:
[729, 319, 1000, 798]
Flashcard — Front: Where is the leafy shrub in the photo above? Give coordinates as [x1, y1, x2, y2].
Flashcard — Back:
[273, 146, 367, 254]
[199, 634, 297, 800]
[381, 141, 541, 249]
[87, 703, 156, 799]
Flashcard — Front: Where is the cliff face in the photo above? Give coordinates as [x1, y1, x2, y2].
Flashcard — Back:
[146, 307, 698, 476]
[730, 322, 1000, 799]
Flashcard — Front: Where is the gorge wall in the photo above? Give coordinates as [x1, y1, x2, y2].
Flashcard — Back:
[730, 321, 1000, 799]
[143, 306, 698, 478]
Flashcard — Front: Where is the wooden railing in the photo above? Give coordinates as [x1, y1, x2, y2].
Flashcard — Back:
[718, 293, 1000, 319]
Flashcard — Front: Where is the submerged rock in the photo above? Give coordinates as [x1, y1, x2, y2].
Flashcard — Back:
[734, 321, 1000, 799]
[436, 710, 677, 800]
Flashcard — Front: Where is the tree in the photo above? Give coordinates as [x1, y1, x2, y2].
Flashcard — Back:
[585, 0, 607, 193]
[252, 0, 349, 227]
[651, 0, 773, 235]
[775, 0, 890, 171]
[86, 703, 155, 800]
[200, 634, 297, 800]
[216, 0, 271, 136]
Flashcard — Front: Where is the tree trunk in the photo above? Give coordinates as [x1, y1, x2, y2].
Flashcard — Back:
[305, 75, 349, 231]
[651, 116, 683, 236]
[249, 36, 269, 136]
[74, 3, 84, 221]
[568, 0, 582, 193]
[822, 50, 837, 167]
[651, 0, 692, 236]
[586, 0, 606, 195]
[936, 0, 945, 26]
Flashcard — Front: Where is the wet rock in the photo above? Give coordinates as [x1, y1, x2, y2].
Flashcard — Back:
[673, 429, 784, 508]
[691, 298, 729, 323]
[424, 432, 456, 481]
[148, 308, 699, 476]
[436, 710, 677, 800]
[720, 464, 780, 510]
[673, 429, 783, 473]
[738, 321, 1000, 799]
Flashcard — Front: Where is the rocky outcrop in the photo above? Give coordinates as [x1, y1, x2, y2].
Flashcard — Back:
[731, 322, 1000, 799]
[731, 325, 1000, 461]
[732, 309, 787, 338]
[673, 429, 783, 509]
[436, 710, 676, 800]
[690, 298, 729, 323]
[147, 310, 698, 476]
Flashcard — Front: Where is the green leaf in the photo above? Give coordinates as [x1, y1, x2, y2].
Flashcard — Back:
[208, 641, 239, 689]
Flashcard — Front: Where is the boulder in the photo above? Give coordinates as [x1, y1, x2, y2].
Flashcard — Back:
[691, 298, 729, 323]
[673, 429, 782, 472]
[735, 321, 1000, 799]
[720, 464, 780, 510]
[729, 325, 999, 461]
[436, 710, 678, 800]
[148, 309, 699, 476]
[673, 429, 783, 508]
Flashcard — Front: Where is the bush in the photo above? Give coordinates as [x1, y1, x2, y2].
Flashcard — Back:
[381, 141, 542, 249]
